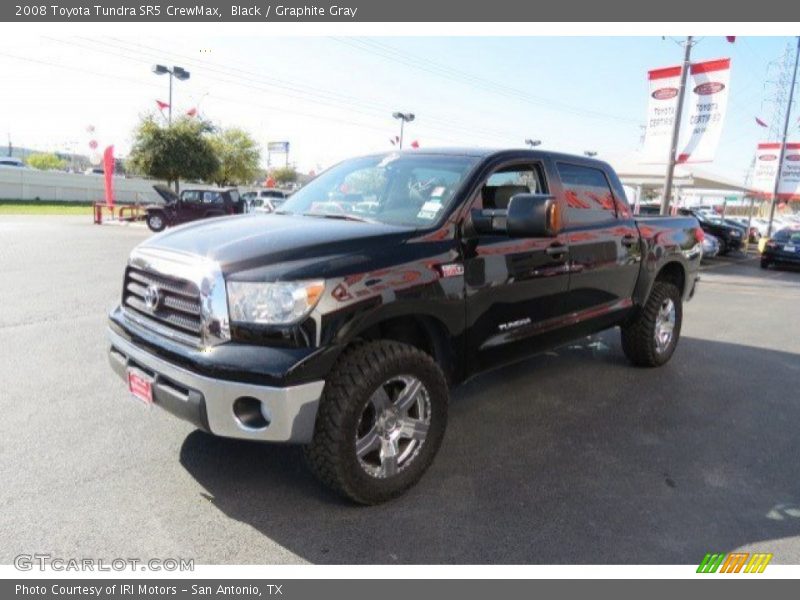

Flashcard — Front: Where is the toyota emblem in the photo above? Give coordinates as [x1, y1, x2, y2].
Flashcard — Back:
[143, 284, 161, 312]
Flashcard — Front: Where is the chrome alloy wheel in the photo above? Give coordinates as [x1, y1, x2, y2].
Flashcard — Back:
[149, 214, 163, 230]
[355, 375, 431, 479]
[654, 297, 676, 354]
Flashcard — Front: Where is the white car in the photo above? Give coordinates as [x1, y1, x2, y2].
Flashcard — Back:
[0, 157, 25, 168]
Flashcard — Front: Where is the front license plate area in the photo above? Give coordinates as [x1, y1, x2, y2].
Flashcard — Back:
[127, 368, 154, 405]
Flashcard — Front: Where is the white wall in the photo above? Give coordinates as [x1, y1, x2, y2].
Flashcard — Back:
[0, 168, 167, 203]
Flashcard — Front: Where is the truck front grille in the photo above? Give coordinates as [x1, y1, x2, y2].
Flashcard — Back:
[122, 267, 203, 346]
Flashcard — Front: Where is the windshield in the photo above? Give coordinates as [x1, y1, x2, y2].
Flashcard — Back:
[277, 153, 479, 227]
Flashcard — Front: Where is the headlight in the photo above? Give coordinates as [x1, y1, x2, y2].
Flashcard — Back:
[226, 280, 324, 325]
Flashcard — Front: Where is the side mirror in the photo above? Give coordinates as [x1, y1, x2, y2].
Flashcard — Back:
[507, 193, 560, 238]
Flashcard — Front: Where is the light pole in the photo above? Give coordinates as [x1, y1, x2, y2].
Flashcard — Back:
[152, 64, 191, 125]
[392, 112, 415, 149]
[525, 139, 541, 148]
[584, 150, 598, 157]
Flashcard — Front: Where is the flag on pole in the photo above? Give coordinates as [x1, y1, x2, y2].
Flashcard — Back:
[186, 107, 197, 117]
[641, 65, 682, 163]
[676, 58, 731, 163]
[156, 100, 170, 111]
[755, 117, 769, 128]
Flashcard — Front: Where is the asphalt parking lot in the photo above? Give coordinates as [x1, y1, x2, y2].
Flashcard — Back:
[2, 214, 799, 565]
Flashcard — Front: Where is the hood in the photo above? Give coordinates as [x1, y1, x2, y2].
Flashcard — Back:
[153, 184, 179, 205]
[141, 213, 412, 274]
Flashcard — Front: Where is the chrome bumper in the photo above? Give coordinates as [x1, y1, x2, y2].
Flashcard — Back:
[107, 328, 324, 443]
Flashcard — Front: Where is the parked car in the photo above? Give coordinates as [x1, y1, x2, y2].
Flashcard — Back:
[0, 157, 25, 168]
[761, 228, 800, 269]
[144, 185, 244, 232]
[107, 148, 701, 504]
[701, 232, 720, 259]
[243, 189, 289, 213]
[679, 208, 743, 255]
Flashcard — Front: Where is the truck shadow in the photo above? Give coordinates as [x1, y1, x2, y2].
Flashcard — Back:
[179, 334, 800, 563]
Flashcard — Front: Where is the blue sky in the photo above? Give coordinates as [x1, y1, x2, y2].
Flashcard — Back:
[0, 35, 796, 180]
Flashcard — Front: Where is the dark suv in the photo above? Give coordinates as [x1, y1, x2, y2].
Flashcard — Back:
[144, 185, 244, 232]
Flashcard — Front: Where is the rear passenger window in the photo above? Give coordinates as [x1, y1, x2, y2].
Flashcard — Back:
[557, 162, 617, 226]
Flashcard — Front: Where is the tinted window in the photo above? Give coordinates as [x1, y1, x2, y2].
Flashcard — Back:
[182, 191, 202, 204]
[557, 162, 617, 226]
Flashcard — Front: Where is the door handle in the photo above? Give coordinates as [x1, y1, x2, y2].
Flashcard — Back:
[621, 235, 638, 248]
[545, 243, 567, 259]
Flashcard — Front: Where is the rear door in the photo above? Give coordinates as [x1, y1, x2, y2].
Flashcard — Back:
[463, 160, 572, 371]
[554, 161, 641, 323]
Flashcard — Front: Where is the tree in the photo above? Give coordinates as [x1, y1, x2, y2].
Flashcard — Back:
[270, 166, 298, 185]
[127, 115, 219, 191]
[26, 153, 66, 171]
[209, 128, 261, 187]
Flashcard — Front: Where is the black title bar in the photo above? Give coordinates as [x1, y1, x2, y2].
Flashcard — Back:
[4, 0, 799, 22]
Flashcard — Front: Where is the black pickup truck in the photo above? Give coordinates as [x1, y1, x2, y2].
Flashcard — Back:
[108, 149, 701, 504]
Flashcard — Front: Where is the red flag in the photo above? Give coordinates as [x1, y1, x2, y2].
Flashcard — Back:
[755, 117, 768, 128]
[103, 145, 115, 208]
[156, 100, 170, 111]
[186, 107, 197, 117]
[726, 36, 736, 43]
[410, 140, 419, 149]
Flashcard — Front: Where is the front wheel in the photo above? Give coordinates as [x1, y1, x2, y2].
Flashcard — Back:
[304, 340, 448, 505]
[146, 212, 166, 232]
[621, 281, 683, 367]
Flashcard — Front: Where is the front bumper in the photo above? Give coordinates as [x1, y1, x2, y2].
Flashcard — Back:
[107, 327, 324, 443]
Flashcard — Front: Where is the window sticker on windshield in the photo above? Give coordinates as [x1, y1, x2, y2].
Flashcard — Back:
[417, 201, 443, 220]
[430, 186, 446, 199]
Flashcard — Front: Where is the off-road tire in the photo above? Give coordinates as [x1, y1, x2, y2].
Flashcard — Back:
[621, 281, 682, 368]
[304, 340, 448, 505]
[146, 212, 166, 232]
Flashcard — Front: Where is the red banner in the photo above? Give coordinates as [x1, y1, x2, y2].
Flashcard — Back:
[103, 145, 115, 207]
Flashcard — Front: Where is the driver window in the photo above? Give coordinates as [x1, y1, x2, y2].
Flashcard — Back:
[182, 191, 202, 204]
[473, 164, 545, 210]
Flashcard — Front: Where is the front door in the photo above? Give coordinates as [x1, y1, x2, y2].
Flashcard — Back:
[463, 161, 571, 372]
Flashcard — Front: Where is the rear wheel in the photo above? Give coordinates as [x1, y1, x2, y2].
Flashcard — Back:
[760, 258, 770, 269]
[718, 239, 728, 255]
[146, 212, 166, 232]
[621, 281, 682, 367]
[305, 340, 448, 505]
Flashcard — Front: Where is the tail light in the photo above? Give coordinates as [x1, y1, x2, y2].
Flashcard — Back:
[694, 227, 705, 243]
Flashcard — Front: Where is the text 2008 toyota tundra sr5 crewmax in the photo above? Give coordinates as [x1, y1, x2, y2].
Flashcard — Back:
[108, 149, 701, 504]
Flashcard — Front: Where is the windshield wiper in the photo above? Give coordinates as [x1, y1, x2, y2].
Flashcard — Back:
[302, 212, 375, 223]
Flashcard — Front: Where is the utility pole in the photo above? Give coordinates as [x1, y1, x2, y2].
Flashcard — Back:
[767, 36, 800, 237]
[661, 36, 694, 216]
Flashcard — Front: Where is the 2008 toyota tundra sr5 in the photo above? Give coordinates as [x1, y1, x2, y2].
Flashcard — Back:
[108, 148, 701, 504]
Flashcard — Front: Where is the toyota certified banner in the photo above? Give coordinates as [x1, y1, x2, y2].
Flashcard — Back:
[753, 142, 800, 200]
[641, 65, 682, 163]
[677, 58, 731, 163]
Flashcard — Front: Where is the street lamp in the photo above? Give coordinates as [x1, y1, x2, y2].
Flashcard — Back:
[524, 139, 541, 148]
[152, 64, 191, 125]
[392, 112, 415, 149]
[584, 150, 598, 157]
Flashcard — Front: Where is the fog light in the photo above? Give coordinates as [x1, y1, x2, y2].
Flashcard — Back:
[232, 397, 271, 431]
